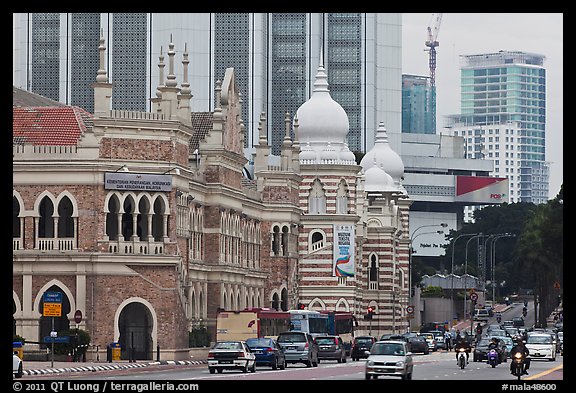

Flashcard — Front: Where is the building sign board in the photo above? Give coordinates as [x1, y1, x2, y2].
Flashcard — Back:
[455, 175, 509, 203]
[104, 173, 173, 192]
[333, 224, 355, 277]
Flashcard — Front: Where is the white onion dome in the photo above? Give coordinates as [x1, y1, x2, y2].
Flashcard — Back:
[296, 59, 349, 146]
[364, 161, 395, 192]
[361, 122, 404, 183]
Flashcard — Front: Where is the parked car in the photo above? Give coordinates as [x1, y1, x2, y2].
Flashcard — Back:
[207, 341, 256, 374]
[245, 337, 286, 370]
[418, 332, 438, 352]
[365, 340, 413, 380]
[350, 336, 376, 361]
[525, 332, 556, 361]
[407, 335, 429, 355]
[314, 335, 347, 363]
[277, 331, 319, 367]
[13, 352, 23, 378]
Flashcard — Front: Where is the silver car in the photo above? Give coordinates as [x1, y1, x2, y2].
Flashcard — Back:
[365, 340, 414, 380]
[277, 331, 319, 367]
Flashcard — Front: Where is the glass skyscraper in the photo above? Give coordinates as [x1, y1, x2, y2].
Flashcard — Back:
[401, 74, 435, 134]
[13, 13, 402, 156]
[446, 50, 549, 204]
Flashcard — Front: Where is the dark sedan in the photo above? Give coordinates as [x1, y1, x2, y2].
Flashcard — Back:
[407, 335, 429, 354]
[245, 337, 286, 370]
[314, 335, 347, 363]
[350, 336, 376, 361]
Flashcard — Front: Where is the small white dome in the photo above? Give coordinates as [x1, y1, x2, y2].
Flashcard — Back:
[364, 162, 395, 192]
[361, 122, 404, 182]
[299, 141, 317, 163]
[320, 142, 339, 163]
[339, 143, 357, 164]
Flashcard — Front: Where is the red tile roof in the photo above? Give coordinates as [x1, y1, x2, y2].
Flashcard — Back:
[13, 106, 93, 145]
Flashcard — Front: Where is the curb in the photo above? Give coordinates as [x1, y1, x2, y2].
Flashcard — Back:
[23, 360, 208, 376]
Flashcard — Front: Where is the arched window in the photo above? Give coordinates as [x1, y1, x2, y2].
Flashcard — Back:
[310, 231, 325, 252]
[13, 196, 21, 238]
[271, 293, 280, 310]
[38, 197, 54, 238]
[122, 197, 136, 240]
[271, 225, 280, 256]
[336, 180, 348, 214]
[57, 196, 74, 238]
[106, 195, 120, 240]
[137, 197, 151, 240]
[308, 179, 326, 214]
[369, 254, 379, 290]
[152, 198, 166, 241]
[281, 288, 289, 311]
[281, 225, 289, 256]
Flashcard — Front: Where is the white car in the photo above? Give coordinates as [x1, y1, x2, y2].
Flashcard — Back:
[525, 333, 556, 361]
[13, 352, 23, 378]
[207, 341, 256, 374]
[365, 340, 413, 380]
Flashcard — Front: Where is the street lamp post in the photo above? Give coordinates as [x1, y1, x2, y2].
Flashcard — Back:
[408, 223, 447, 329]
[463, 234, 487, 322]
[491, 234, 515, 301]
[449, 233, 478, 327]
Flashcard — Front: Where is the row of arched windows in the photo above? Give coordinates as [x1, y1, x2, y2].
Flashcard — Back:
[307, 178, 351, 214]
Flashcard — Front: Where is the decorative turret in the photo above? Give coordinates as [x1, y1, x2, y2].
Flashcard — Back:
[92, 29, 113, 117]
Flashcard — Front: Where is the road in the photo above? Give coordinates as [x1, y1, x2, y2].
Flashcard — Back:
[22, 350, 561, 382]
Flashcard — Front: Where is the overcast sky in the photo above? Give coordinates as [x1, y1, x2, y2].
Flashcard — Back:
[401, 13, 563, 200]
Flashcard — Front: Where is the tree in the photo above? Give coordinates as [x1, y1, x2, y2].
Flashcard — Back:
[513, 185, 563, 327]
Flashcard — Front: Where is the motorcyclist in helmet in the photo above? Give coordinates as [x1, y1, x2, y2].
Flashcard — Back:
[454, 334, 471, 364]
[509, 337, 530, 375]
[487, 337, 502, 364]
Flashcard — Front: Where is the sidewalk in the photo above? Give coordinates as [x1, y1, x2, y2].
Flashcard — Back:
[21, 359, 207, 377]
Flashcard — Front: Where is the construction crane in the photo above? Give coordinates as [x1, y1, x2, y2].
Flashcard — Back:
[425, 13, 442, 132]
[425, 13, 443, 88]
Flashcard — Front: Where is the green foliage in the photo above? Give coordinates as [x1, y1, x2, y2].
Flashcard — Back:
[189, 326, 211, 347]
[13, 334, 26, 344]
[52, 328, 91, 355]
[421, 286, 445, 298]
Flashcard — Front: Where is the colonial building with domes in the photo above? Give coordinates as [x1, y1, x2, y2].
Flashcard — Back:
[13, 34, 410, 360]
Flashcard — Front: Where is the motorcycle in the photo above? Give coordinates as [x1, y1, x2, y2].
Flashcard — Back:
[487, 348, 499, 368]
[512, 352, 525, 380]
[457, 347, 467, 369]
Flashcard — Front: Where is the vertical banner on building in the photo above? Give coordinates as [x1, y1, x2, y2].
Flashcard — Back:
[333, 224, 355, 277]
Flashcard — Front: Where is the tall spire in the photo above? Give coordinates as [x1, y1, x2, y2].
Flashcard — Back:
[156, 46, 164, 99]
[166, 35, 177, 88]
[180, 43, 191, 96]
[313, 49, 329, 93]
[96, 29, 108, 83]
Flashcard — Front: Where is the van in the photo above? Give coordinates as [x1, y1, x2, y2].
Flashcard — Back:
[277, 331, 319, 367]
[474, 309, 490, 321]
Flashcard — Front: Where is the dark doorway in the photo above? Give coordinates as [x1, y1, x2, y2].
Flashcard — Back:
[38, 285, 71, 349]
[118, 302, 153, 360]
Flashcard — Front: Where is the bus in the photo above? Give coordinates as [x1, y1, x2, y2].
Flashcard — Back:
[215, 308, 356, 344]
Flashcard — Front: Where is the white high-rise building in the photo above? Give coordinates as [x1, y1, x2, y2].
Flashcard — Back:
[445, 51, 549, 205]
[12, 13, 402, 156]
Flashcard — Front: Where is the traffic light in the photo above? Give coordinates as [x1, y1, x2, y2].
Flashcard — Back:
[364, 306, 374, 320]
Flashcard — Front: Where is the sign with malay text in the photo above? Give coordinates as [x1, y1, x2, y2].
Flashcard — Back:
[104, 173, 173, 192]
[43, 291, 62, 317]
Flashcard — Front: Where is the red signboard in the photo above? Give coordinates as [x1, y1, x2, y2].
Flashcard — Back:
[455, 176, 509, 203]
